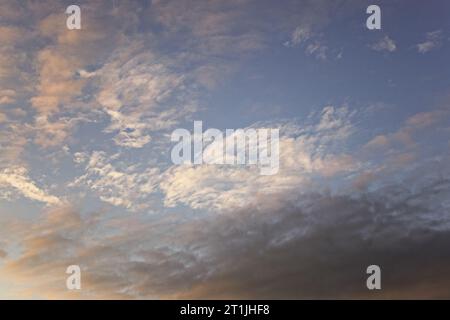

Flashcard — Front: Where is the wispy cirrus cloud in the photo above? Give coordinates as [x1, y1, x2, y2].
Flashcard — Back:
[284, 26, 313, 47]
[95, 43, 200, 149]
[0, 167, 61, 206]
[417, 30, 444, 53]
[69, 151, 161, 211]
[284, 26, 329, 60]
[364, 107, 450, 151]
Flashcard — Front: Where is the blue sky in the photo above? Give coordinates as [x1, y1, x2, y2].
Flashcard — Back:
[0, 0, 449, 298]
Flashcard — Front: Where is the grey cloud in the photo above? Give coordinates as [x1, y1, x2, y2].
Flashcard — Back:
[2, 160, 450, 298]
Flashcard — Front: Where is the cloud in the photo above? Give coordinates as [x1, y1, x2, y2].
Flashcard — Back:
[0, 47, 31, 106]
[0, 166, 62, 206]
[0, 123, 28, 168]
[405, 109, 447, 128]
[364, 108, 450, 151]
[30, 5, 120, 117]
[0, 89, 17, 105]
[417, 30, 443, 53]
[284, 26, 328, 60]
[161, 103, 450, 212]
[77, 69, 97, 79]
[150, 0, 265, 54]
[31, 115, 75, 148]
[282, 1, 363, 60]
[0, 0, 149, 154]
[95, 43, 200, 148]
[284, 26, 312, 47]
[365, 135, 389, 149]
[370, 35, 397, 53]
[70, 151, 161, 211]
[161, 106, 359, 210]
[2, 159, 450, 298]
[305, 41, 328, 60]
[66, 104, 363, 213]
[30, 49, 85, 115]
[0, 1, 28, 23]
[0, 0, 449, 299]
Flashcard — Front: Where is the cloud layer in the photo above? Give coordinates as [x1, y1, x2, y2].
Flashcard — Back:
[0, 0, 449, 299]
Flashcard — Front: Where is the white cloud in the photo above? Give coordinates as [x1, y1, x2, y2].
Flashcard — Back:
[161, 106, 359, 211]
[417, 30, 443, 53]
[0, 167, 61, 206]
[305, 41, 328, 60]
[284, 26, 328, 60]
[370, 35, 396, 52]
[96, 43, 200, 148]
[70, 151, 161, 211]
[284, 26, 312, 47]
[77, 69, 97, 78]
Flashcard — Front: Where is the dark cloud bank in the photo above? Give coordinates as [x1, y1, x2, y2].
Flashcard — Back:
[3, 159, 450, 299]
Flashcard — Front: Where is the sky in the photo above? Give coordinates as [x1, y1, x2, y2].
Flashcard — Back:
[0, 0, 449, 299]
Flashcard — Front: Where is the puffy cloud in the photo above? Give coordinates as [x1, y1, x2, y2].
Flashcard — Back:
[370, 35, 397, 53]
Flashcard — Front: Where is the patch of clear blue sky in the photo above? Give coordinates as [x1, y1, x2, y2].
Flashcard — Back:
[200, 0, 450, 131]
